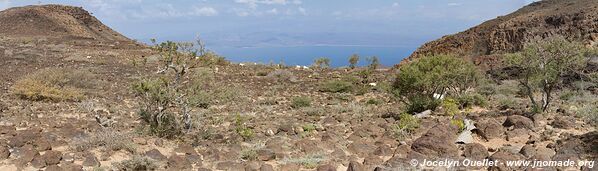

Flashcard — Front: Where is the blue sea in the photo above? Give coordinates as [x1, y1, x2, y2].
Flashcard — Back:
[210, 46, 415, 68]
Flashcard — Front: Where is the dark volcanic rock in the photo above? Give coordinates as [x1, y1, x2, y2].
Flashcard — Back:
[411, 124, 459, 157]
[503, 115, 534, 129]
[462, 143, 488, 160]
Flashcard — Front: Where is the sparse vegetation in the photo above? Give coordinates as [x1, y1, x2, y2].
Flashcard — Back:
[113, 156, 159, 171]
[291, 96, 312, 108]
[133, 38, 219, 138]
[456, 93, 487, 109]
[12, 68, 95, 102]
[392, 113, 420, 140]
[366, 56, 380, 70]
[319, 80, 353, 93]
[440, 98, 460, 116]
[313, 57, 331, 69]
[235, 114, 254, 140]
[71, 129, 136, 153]
[504, 37, 592, 112]
[349, 54, 360, 69]
[283, 154, 326, 169]
[392, 54, 480, 113]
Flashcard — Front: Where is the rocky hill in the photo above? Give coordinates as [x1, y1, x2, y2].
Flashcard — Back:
[403, 0, 598, 64]
[0, 4, 133, 43]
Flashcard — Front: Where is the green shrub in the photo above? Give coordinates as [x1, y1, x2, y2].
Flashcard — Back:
[291, 96, 312, 108]
[313, 57, 331, 69]
[392, 54, 481, 113]
[405, 95, 440, 114]
[392, 113, 420, 140]
[319, 80, 353, 93]
[457, 93, 487, 108]
[366, 98, 384, 105]
[113, 156, 158, 171]
[450, 119, 466, 132]
[493, 94, 517, 110]
[234, 114, 254, 140]
[441, 98, 460, 116]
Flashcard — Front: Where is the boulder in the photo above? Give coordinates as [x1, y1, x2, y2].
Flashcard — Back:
[551, 116, 575, 129]
[503, 115, 534, 129]
[411, 124, 459, 157]
[462, 143, 488, 160]
[475, 119, 504, 140]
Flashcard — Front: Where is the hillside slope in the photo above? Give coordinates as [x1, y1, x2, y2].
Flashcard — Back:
[0, 4, 132, 43]
[404, 0, 598, 64]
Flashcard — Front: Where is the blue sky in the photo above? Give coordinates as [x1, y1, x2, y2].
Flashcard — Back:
[0, 0, 536, 48]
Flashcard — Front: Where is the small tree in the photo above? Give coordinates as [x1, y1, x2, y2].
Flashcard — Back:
[392, 54, 480, 113]
[313, 57, 331, 69]
[366, 56, 380, 70]
[133, 38, 212, 138]
[504, 37, 591, 112]
[349, 54, 360, 69]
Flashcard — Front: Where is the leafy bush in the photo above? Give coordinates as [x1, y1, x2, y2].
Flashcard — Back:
[234, 114, 254, 140]
[405, 96, 440, 114]
[493, 94, 518, 110]
[440, 98, 460, 116]
[313, 57, 331, 69]
[291, 96, 312, 108]
[12, 68, 95, 102]
[450, 119, 466, 132]
[267, 70, 297, 83]
[392, 113, 420, 140]
[319, 80, 353, 93]
[366, 98, 384, 105]
[366, 56, 380, 70]
[457, 93, 487, 108]
[113, 156, 158, 171]
[392, 54, 480, 113]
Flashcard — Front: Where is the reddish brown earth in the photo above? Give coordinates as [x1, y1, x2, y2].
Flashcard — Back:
[0, 3, 596, 171]
[402, 0, 598, 66]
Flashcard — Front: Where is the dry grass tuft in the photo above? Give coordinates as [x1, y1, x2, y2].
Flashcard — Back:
[12, 68, 95, 102]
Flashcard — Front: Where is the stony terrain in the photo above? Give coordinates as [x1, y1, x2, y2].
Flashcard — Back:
[403, 0, 598, 67]
[0, 3, 597, 171]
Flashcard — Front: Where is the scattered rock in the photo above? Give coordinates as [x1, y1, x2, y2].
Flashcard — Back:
[462, 143, 488, 160]
[474, 119, 504, 140]
[317, 164, 337, 171]
[31, 154, 47, 168]
[216, 161, 244, 170]
[260, 164, 275, 171]
[167, 155, 191, 170]
[519, 144, 535, 158]
[488, 150, 525, 171]
[532, 147, 555, 160]
[411, 124, 459, 157]
[503, 115, 534, 129]
[347, 161, 365, 171]
[82, 155, 99, 167]
[257, 149, 275, 161]
[551, 116, 575, 129]
[0, 146, 9, 159]
[145, 149, 167, 161]
[347, 142, 377, 156]
[41, 150, 62, 165]
[506, 128, 530, 143]
[245, 161, 261, 171]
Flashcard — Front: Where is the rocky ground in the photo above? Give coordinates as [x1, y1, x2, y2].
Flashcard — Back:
[0, 34, 596, 171]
